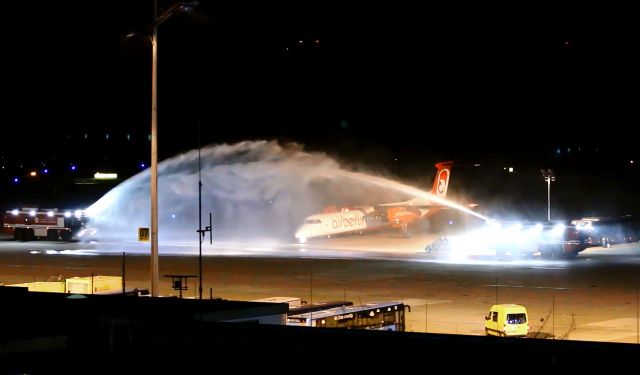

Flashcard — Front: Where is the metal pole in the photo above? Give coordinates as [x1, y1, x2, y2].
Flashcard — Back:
[425, 294, 428, 333]
[150, 0, 160, 297]
[122, 252, 125, 294]
[547, 177, 551, 221]
[552, 293, 555, 339]
[198, 105, 203, 300]
[310, 273, 313, 326]
[495, 277, 499, 304]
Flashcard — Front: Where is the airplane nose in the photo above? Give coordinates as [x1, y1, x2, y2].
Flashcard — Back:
[294, 226, 308, 243]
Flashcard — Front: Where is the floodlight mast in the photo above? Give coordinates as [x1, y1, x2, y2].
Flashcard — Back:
[541, 169, 556, 221]
[128, 0, 199, 297]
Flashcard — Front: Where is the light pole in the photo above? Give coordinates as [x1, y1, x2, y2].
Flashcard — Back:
[196, 106, 212, 299]
[541, 169, 555, 222]
[150, 0, 159, 298]
[129, 0, 198, 297]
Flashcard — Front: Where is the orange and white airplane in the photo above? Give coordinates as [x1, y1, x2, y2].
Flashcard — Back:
[294, 161, 453, 243]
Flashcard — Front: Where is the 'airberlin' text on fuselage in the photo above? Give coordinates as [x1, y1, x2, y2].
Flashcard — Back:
[332, 216, 365, 229]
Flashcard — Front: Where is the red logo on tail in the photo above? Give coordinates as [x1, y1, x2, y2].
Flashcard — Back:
[437, 169, 449, 195]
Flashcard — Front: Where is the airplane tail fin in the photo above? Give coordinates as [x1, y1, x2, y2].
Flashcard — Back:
[376, 161, 453, 209]
[430, 161, 453, 197]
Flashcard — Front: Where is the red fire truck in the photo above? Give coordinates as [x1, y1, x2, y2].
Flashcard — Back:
[2, 208, 86, 241]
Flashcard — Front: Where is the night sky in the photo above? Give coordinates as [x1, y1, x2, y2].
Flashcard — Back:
[1, 1, 638, 218]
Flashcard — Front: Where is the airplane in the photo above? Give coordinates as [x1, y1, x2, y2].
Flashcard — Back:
[294, 161, 453, 243]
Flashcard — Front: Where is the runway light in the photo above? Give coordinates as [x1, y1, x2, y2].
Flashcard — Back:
[30, 171, 37, 177]
[43, 169, 49, 174]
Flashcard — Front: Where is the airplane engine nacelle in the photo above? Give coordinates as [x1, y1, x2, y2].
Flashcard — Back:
[386, 207, 419, 227]
[322, 205, 338, 213]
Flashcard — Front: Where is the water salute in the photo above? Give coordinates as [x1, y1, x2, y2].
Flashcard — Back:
[1, 1, 639, 372]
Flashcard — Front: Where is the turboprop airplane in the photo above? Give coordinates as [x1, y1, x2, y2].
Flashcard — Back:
[294, 161, 453, 243]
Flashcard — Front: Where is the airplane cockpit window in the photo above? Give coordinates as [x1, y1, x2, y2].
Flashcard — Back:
[305, 219, 322, 224]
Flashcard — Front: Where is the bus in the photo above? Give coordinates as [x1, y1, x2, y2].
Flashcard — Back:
[287, 301, 405, 331]
[250, 296, 306, 309]
[288, 301, 353, 316]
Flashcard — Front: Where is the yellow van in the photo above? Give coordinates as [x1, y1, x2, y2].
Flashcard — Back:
[484, 304, 529, 337]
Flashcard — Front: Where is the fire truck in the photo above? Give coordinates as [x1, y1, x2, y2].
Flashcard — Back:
[425, 221, 594, 259]
[2, 208, 86, 241]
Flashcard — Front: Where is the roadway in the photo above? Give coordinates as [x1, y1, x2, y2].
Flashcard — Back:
[1, 232, 639, 343]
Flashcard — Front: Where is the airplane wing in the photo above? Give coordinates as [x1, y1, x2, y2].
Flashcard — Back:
[376, 195, 443, 209]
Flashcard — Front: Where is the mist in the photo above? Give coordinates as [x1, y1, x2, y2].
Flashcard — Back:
[85, 140, 412, 243]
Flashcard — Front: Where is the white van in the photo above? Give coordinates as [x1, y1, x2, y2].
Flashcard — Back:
[484, 304, 529, 337]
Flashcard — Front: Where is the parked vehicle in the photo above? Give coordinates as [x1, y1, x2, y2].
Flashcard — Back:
[2, 207, 86, 241]
[484, 304, 529, 337]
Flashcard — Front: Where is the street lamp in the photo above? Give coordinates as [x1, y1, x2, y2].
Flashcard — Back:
[129, 0, 198, 297]
[541, 169, 555, 222]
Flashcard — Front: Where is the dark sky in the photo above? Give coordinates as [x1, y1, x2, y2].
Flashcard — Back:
[1, 2, 639, 216]
[3, 2, 637, 152]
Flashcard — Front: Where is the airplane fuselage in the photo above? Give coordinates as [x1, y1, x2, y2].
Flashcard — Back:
[294, 210, 386, 242]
